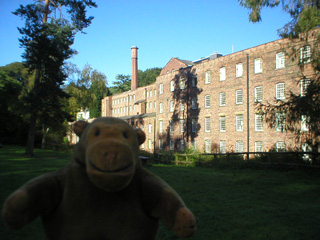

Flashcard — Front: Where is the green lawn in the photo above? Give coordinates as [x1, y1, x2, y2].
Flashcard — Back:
[1, 145, 320, 240]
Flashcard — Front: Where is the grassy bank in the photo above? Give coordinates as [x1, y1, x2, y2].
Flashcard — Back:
[1, 145, 320, 240]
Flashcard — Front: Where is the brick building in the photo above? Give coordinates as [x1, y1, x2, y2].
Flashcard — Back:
[101, 31, 318, 154]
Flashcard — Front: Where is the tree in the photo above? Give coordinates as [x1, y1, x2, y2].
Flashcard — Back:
[65, 64, 108, 119]
[239, 0, 320, 150]
[111, 74, 131, 94]
[138, 67, 162, 87]
[14, 0, 97, 156]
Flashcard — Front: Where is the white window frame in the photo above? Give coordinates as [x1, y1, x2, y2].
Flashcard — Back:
[236, 141, 243, 153]
[170, 100, 175, 112]
[180, 139, 185, 151]
[159, 83, 164, 94]
[170, 80, 174, 92]
[180, 101, 185, 112]
[192, 118, 197, 133]
[205, 71, 211, 84]
[205, 117, 211, 132]
[148, 124, 152, 134]
[159, 102, 163, 113]
[219, 116, 226, 132]
[180, 119, 185, 133]
[220, 141, 226, 154]
[170, 121, 174, 133]
[236, 89, 243, 104]
[276, 142, 285, 152]
[276, 52, 285, 69]
[254, 86, 263, 102]
[236, 114, 244, 132]
[276, 83, 285, 100]
[220, 67, 226, 81]
[236, 63, 243, 77]
[170, 140, 174, 150]
[159, 139, 163, 150]
[254, 58, 263, 74]
[192, 75, 197, 87]
[205, 140, 211, 153]
[275, 113, 286, 132]
[159, 120, 163, 133]
[255, 141, 263, 153]
[205, 95, 210, 108]
[301, 115, 309, 131]
[300, 45, 311, 64]
[192, 97, 198, 109]
[255, 114, 263, 132]
[300, 79, 310, 97]
[180, 78, 186, 90]
[219, 92, 226, 106]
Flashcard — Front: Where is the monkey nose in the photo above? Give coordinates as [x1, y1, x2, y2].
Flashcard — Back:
[104, 152, 116, 162]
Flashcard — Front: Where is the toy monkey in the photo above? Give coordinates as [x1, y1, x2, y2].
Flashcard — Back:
[2, 117, 196, 239]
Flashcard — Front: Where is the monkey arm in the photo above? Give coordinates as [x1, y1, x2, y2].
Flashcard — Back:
[140, 169, 196, 238]
[2, 170, 64, 230]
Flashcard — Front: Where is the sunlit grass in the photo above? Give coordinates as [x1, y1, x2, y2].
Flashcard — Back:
[1, 145, 320, 240]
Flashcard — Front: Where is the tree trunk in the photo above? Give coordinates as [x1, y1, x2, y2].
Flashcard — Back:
[25, 114, 37, 156]
[41, 124, 49, 149]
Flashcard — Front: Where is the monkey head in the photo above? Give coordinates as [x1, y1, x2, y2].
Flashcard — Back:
[73, 117, 145, 192]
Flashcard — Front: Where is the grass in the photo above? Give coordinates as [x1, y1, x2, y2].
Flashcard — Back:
[1, 145, 320, 240]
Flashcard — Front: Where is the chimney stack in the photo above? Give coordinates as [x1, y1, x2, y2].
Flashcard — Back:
[131, 46, 138, 90]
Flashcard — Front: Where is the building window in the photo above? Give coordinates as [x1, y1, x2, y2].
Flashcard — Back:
[276, 142, 285, 152]
[205, 95, 211, 108]
[220, 141, 226, 153]
[276, 83, 285, 100]
[170, 100, 175, 112]
[255, 141, 263, 152]
[159, 83, 164, 94]
[255, 114, 263, 131]
[276, 52, 285, 69]
[300, 79, 310, 97]
[159, 120, 163, 133]
[220, 67, 226, 81]
[180, 78, 186, 90]
[148, 124, 152, 133]
[254, 58, 262, 73]
[205, 117, 211, 132]
[192, 75, 197, 87]
[236, 89, 243, 104]
[276, 113, 286, 132]
[150, 90, 152, 97]
[236, 141, 243, 153]
[159, 102, 163, 113]
[219, 92, 226, 106]
[220, 116, 226, 132]
[192, 118, 197, 133]
[170, 121, 174, 133]
[300, 45, 311, 63]
[205, 140, 211, 153]
[154, 89, 156, 97]
[159, 139, 163, 150]
[236, 63, 243, 77]
[180, 140, 185, 151]
[236, 114, 244, 132]
[192, 140, 197, 149]
[180, 101, 185, 111]
[180, 119, 185, 133]
[170, 140, 174, 150]
[205, 71, 211, 84]
[148, 139, 152, 149]
[192, 97, 198, 109]
[254, 86, 263, 102]
[170, 80, 174, 92]
[301, 115, 309, 131]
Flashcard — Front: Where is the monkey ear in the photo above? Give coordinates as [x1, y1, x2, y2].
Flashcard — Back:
[135, 128, 146, 145]
[74, 120, 89, 137]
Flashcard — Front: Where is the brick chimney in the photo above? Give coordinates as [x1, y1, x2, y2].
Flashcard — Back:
[131, 46, 138, 90]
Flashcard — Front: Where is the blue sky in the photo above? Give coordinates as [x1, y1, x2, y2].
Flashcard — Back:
[0, 0, 292, 86]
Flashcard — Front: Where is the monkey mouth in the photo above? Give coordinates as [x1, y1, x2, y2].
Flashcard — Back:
[88, 159, 132, 173]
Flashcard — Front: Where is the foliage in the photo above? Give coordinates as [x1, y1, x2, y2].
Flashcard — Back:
[13, 0, 97, 155]
[138, 67, 162, 87]
[239, 0, 320, 149]
[110, 74, 131, 94]
[64, 64, 108, 119]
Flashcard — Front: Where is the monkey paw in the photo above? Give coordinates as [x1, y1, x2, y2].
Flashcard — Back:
[172, 207, 196, 238]
[2, 189, 30, 230]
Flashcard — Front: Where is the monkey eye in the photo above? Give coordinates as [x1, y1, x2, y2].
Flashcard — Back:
[123, 131, 129, 139]
[94, 129, 100, 137]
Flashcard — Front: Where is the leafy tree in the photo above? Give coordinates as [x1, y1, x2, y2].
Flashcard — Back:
[138, 67, 162, 87]
[111, 74, 131, 94]
[65, 64, 108, 119]
[239, 0, 320, 150]
[14, 0, 97, 156]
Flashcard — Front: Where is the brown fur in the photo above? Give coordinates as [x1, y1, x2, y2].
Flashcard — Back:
[2, 117, 196, 239]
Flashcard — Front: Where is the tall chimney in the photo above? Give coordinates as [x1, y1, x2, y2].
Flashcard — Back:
[131, 46, 138, 90]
